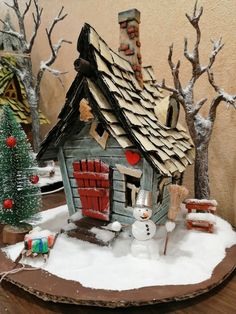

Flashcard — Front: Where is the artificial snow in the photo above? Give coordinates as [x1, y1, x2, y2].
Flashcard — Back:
[90, 227, 115, 242]
[25, 228, 54, 240]
[184, 199, 218, 206]
[186, 213, 216, 223]
[69, 211, 83, 222]
[37, 165, 62, 188]
[2, 205, 236, 291]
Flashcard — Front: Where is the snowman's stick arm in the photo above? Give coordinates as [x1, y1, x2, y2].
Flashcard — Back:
[163, 232, 169, 255]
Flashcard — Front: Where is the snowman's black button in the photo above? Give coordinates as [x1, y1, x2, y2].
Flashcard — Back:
[147, 232, 150, 235]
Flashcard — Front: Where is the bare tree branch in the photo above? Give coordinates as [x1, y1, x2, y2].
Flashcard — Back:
[13, 0, 25, 35]
[34, 7, 71, 95]
[4, 2, 15, 10]
[207, 70, 236, 121]
[184, 1, 206, 85]
[22, 0, 32, 17]
[0, 27, 24, 41]
[26, 0, 43, 52]
[207, 38, 224, 69]
[184, 37, 194, 63]
[44, 6, 70, 67]
[168, 44, 183, 93]
[155, 79, 178, 94]
[207, 69, 236, 105]
[193, 97, 208, 114]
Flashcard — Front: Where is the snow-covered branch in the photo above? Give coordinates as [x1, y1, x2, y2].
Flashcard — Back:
[184, 1, 206, 84]
[0, 0, 70, 153]
[34, 7, 71, 89]
[40, 62, 68, 76]
[168, 44, 183, 93]
[0, 18, 24, 41]
[207, 70, 236, 121]
[6, 0, 26, 40]
[45, 7, 71, 67]
[0, 27, 24, 41]
[155, 79, 178, 94]
[207, 38, 224, 70]
[193, 98, 208, 114]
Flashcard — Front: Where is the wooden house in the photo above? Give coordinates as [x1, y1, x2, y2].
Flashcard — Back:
[37, 9, 194, 225]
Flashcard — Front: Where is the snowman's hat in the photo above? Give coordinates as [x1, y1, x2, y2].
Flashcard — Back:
[135, 189, 152, 208]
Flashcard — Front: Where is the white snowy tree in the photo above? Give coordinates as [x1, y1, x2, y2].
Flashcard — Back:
[157, 1, 236, 199]
[0, 0, 71, 152]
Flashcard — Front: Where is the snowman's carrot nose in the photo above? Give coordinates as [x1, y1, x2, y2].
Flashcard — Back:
[142, 212, 149, 218]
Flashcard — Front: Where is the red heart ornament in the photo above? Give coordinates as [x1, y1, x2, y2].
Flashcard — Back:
[125, 150, 141, 166]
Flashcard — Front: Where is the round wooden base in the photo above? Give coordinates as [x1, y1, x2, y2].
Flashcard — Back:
[0, 245, 235, 307]
[2, 224, 32, 245]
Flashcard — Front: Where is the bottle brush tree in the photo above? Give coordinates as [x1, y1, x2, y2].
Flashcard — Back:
[0, 105, 41, 227]
[157, 1, 236, 199]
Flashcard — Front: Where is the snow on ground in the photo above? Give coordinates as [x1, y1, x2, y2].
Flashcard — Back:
[2, 205, 236, 291]
[38, 165, 62, 188]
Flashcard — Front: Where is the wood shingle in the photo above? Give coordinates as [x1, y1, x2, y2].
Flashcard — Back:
[38, 23, 194, 177]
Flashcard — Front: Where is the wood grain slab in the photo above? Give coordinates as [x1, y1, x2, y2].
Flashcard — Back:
[0, 244, 235, 308]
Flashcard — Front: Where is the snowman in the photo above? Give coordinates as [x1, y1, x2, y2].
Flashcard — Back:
[132, 206, 156, 240]
[131, 190, 159, 259]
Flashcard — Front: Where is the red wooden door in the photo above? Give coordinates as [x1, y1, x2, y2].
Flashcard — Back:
[73, 159, 111, 221]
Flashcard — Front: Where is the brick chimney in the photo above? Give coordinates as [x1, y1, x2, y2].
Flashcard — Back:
[118, 9, 143, 88]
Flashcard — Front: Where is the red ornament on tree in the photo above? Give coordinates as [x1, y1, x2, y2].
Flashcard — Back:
[3, 199, 13, 209]
[6, 136, 17, 148]
[30, 175, 39, 184]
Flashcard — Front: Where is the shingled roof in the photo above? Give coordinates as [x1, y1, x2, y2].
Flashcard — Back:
[38, 23, 194, 177]
[0, 59, 49, 125]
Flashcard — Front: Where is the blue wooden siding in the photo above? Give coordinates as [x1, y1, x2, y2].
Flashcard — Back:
[60, 123, 170, 224]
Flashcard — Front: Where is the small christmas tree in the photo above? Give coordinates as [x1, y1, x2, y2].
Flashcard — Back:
[0, 105, 41, 227]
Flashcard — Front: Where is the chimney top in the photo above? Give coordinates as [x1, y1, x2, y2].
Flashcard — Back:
[118, 8, 140, 24]
[118, 8, 143, 88]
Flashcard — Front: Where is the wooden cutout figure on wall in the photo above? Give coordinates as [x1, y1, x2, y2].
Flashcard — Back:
[79, 98, 94, 122]
[89, 121, 109, 149]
